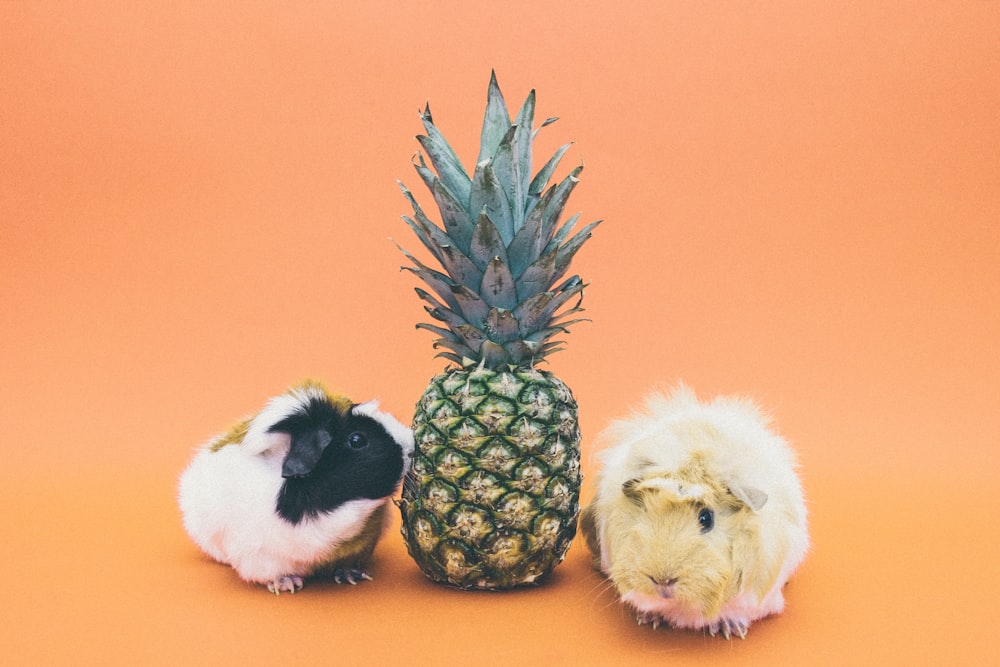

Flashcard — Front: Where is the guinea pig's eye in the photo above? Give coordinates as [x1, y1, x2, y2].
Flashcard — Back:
[698, 507, 715, 533]
[347, 432, 368, 449]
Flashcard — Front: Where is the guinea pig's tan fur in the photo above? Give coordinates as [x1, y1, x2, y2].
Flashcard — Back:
[580, 385, 808, 638]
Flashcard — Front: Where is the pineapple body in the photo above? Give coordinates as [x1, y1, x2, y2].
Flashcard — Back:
[399, 365, 581, 589]
[395, 73, 599, 590]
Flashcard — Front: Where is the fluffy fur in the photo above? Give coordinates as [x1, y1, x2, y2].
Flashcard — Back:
[580, 385, 808, 638]
[177, 381, 414, 593]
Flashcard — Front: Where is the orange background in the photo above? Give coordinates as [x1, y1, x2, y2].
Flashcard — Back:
[2, 2, 998, 664]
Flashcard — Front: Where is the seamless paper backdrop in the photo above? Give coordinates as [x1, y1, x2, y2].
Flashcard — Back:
[2, 2, 998, 664]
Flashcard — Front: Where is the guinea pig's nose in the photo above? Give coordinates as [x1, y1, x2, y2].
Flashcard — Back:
[650, 576, 679, 598]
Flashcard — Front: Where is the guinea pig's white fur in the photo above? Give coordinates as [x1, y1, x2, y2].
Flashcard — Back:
[582, 385, 808, 638]
[177, 384, 413, 592]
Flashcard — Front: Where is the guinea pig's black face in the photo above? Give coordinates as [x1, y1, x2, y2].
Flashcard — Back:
[269, 400, 405, 525]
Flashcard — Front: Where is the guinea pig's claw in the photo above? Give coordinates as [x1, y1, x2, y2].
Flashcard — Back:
[636, 612, 665, 630]
[708, 618, 749, 640]
[266, 576, 304, 595]
[333, 568, 372, 585]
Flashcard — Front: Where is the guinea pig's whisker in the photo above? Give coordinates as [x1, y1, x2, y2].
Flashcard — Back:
[584, 575, 621, 614]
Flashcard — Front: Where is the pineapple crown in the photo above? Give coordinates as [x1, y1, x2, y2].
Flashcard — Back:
[398, 72, 600, 370]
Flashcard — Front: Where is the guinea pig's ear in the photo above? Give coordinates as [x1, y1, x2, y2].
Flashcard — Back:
[622, 478, 646, 504]
[730, 485, 768, 512]
[622, 476, 678, 504]
[281, 428, 333, 478]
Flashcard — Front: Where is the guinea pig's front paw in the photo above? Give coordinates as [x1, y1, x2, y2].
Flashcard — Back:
[332, 567, 373, 585]
[636, 611, 669, 630]
[266, 575, 304, 595]
[707, 616, 750, 640]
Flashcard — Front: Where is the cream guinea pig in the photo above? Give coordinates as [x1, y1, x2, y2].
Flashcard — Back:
[580, 385, 808, 638]
[178, 380, 414, 594]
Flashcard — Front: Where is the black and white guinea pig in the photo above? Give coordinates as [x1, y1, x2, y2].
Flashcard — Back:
[177, 380, 414, 594]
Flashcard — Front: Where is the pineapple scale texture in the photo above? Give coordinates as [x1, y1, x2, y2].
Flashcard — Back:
[401, 366, 581, 589]
[396, 73, 598, 589]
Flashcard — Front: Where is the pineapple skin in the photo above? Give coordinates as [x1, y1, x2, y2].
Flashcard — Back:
[398, 365, 581, 590]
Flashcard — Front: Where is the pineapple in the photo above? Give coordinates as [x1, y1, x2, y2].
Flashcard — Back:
[395, 73, 600, 590]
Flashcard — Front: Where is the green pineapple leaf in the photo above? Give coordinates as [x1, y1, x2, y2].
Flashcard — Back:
[401, 212, 480, 291]
[470, 211, 510, 274]
[485, 307, 520, 343]
[511, 292, 555, 333]
[417, 106, 472, 206]
[450, 284, 490, 327]
[548, 212, 581, 251]
[525, 281, 586, 334]
[515, 249, 557, 301]
[398, 260, 461, 313]
[540, 164, 584, 242]
[529, 142, 572, 198]
[431, 179, 474, 255]
[491, 125, 524, 233]
[410, 155, 473, 256]
[470, 160, 514, 245]
[511, 89, 536, 225]
[507, 185, 556, 278]
[480, 256, 517, 310]
[532, 116, 559, 139]
[553, 220, 602, 284]
[478, 71, 512, 166]
[479, 339, 510, 367]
